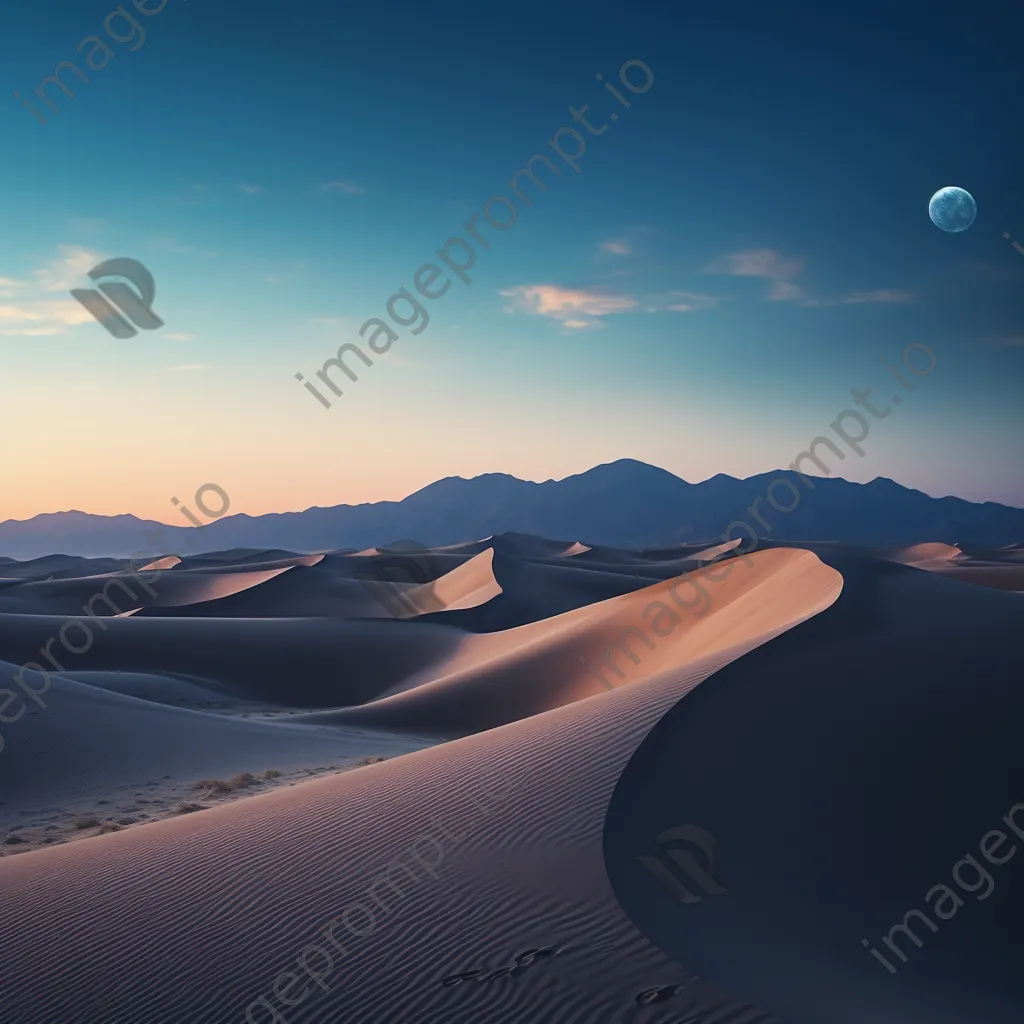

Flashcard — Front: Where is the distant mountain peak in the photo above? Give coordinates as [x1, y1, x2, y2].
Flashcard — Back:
[1, 460, 1021, 559]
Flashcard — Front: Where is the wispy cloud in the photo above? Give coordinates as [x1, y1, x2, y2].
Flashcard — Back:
[320, 181, 366, 195]
[501, 284, 718, 327]
[168, 363, 211, 372]
[500, 284, 638, 323]
[709, 248, 805, 301]
[710, 250, 914, 309]
[0, 299, 94, 335]
[712, 249, 803, 281]
[992, 336, 1024, 347]
[646, 290, 719, 313]
[150, 237, 196, 255]
[164, 332, 197, 342]
[0, 247, 110, 337]
[769, 281, 803, 301]
[839, 289, 914, 304]
[238, 184, 262, 195]
[801, 289, 915, 308]
[0, 277, 29, 299]
[67, 217, 106, 233]
[599, 238, 632, 256]
[34, 245, 105, 293]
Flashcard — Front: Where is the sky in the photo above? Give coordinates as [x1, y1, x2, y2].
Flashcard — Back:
[2, 0, 1022, 523]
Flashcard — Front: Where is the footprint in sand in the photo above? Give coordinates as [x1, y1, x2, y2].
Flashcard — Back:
[635, 984, 685, 1005]
[442, 946, 562, 987]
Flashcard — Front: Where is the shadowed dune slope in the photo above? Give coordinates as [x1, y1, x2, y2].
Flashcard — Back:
[0, 548, 844, 1024]
[604, 552, 1024, 1024]
[0, 613, 464, 708]
[0, 661, 429, 814]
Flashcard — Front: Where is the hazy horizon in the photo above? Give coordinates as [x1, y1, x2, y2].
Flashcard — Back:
[6, 457, 1024, 529]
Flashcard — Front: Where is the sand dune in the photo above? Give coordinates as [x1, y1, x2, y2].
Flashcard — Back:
[876, 541, 1024, 592]
[394, 547, 504, 615]
[302, 548, 841, 736]
[881, 541, 963, 565]
[0, 534, 1019, 1024]
[605, 551, 1024, 1024]
[137, 555, 182, 572]
[562, 541, 591, 556]
[0, 539, 842, 1024]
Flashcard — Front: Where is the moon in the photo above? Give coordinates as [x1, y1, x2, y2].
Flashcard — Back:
[929, 186, 977, 233]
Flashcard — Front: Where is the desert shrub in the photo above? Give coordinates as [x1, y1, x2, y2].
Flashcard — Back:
[194, 779, 233, 795]
[173, 803, 207, 815]
[73, 815, 100, 830]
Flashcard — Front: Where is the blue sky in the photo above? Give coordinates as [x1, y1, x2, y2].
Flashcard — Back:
[2, 0, 1022, 520]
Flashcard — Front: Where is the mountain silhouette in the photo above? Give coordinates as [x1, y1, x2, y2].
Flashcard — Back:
[2, 459, 1022, 559]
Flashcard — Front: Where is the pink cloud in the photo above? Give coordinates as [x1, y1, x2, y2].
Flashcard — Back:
[712, 249, 804, 281]
[599, 239, 632, 255]
[500, 284, 638, 320]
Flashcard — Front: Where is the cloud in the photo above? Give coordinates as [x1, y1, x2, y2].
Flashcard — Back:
[648, 290, 719, 313]
[712, 249, 804, 281]
[0, 277, 29, 299]
[169, 364, 211, 372]
[800, 289, 915, 308]
[709, 248, 805, 302]
[320, 181, 366, 195]
[150, 237, 195, 254]
[839, 289, 914, 304]
[600, 238, 632, 256]
[238, 184, 262, 194]
[562, 319, 599, 330]
[0, 245, 193, 337]
[164, 333, 197, 341]
[33, 245, 106, 293]
[0, 298, 95, 335]
[769, 280, 803, 301]
[500, 284, 638, 321]
[992, 336, 1024, 347]
[710, 250, 914, 309]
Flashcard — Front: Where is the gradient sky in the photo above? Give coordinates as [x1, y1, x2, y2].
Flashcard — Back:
[2, 0, 1022, 523]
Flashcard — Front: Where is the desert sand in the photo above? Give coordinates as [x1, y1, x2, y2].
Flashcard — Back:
[0, 535, 1019, 1023]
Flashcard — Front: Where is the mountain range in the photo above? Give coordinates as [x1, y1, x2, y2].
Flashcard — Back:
[2, 459, 1023, 560]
